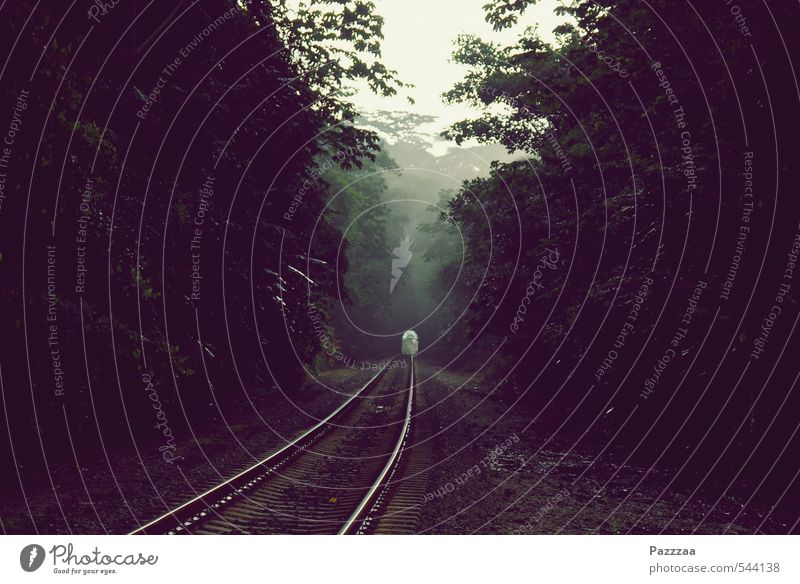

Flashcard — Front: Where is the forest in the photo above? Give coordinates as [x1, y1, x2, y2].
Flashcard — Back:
[0, 0, 798, 535]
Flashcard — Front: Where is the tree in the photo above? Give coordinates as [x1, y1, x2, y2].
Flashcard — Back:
[436, 0, 800, 480]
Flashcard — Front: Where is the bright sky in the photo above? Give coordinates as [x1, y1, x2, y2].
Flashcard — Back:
[351, 0, 567, 152]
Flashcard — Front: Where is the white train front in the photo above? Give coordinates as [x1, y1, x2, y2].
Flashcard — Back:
[401, 330, 418, 355]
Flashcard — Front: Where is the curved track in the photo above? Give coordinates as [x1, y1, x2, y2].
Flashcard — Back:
[131, 356, 417, 535]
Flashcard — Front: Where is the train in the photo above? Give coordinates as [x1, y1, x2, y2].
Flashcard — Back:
[401, 330, 419, 355]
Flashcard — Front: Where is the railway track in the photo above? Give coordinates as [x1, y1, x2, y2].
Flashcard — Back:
[131, 356, 422, 535]
[340, 358, 433, 535]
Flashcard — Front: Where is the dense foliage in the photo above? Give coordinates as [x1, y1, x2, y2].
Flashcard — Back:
[436, 0, 800, 495]
[0, 0, 401, 472]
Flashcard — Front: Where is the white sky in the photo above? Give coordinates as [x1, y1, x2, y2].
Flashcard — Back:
[350, 0, 567, 152]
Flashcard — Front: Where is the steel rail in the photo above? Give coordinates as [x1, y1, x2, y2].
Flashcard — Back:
[129, 362, 394, 535]
[338, 355, 415, 535]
